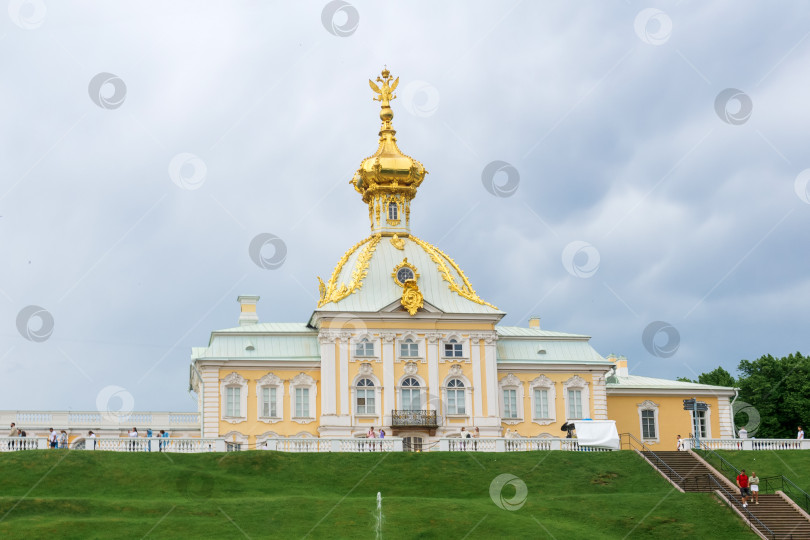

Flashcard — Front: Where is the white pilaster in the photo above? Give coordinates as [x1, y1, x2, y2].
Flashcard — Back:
[382, 333, 396, 424]
[484, 334, 499, 417]
[426, 332, 442, 413]
[318, 332, 337, 416]
[471, 337, 483, 417]
[339, 331, 351, 415]
[592, 372, 608, 420]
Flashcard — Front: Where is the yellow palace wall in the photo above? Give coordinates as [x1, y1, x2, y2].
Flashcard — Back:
[217, 368, 321, 445]
[607, 394, 725, 449]
[496, 372, 596, 437]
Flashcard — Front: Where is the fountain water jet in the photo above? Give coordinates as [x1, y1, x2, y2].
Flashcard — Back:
[375, 492, 383, 539]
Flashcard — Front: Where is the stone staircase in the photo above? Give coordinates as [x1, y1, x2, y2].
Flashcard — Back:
[642, 450, 810, 539]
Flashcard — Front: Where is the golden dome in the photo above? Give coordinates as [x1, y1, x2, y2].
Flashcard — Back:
[351, 68, 427, 206]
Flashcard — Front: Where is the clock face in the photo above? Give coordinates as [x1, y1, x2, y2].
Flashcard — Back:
[396, 267, 415, 284]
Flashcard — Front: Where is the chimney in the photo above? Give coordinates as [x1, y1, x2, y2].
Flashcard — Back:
[237, 295, 260, 326]
[614, 355, 628, 377]
[528, 317, 540, 329]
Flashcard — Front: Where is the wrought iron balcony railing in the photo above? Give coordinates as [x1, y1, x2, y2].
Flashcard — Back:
[391, 410, 438, 428]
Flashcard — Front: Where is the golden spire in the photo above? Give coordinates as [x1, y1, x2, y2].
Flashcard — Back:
[352, 67, 427, 236]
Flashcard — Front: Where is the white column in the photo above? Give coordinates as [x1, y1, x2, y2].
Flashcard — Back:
[484, 336, 499, 417]
[339, 332, 351, 416]
[382, 333, 396, 424]
[471, 336, 483, 418]
[319, 332, 337, 416]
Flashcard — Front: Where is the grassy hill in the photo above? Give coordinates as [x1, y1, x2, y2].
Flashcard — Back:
[715, 450, 810, 492]
[0, 450, 757, 539]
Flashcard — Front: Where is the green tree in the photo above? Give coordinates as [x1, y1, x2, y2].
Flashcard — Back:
[676, 367, 735, 387]
[736, 352, 810, 438]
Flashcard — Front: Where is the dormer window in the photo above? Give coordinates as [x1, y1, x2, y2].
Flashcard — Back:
[355, 338, 375, 357]
[388, 201, 398, 220]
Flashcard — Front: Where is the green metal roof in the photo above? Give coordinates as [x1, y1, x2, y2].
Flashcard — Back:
[495, 326, 589, 339]
[194, 323, 320, 361]
[607, 375, 736, 392]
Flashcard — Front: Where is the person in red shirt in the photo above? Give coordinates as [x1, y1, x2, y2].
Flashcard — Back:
[736, 469, 751, 508]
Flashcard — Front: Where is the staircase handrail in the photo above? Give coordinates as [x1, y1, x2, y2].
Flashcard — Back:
[760, 474, 810, 514]
[620, 433, 684, 484]
[695, 446, 741, 478]
[700, 447, 810, 514]
[703, 473, 775, 540]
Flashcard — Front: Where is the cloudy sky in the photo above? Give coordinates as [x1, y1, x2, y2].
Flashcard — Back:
[1, 2, 809, 413]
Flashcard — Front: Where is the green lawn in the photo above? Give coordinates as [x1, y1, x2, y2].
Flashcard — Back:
[0, 450, 756, 539]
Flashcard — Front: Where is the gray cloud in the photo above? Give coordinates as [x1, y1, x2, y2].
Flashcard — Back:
[1, 2, 809, 410]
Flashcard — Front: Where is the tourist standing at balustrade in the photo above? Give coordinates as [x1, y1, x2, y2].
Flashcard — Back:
[48, 428, 57, 448]
[58, 430, 68, 449]
[88, 431, 97, 450]
[7, 422, 18, 450]
[798, 426, 804, 440]
[128, 427, 138, 451]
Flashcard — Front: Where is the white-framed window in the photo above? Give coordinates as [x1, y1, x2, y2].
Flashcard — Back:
[226, 387, 240, 417]
[503, 389, 518, 418]
[400, 338, 419, 358]
[443, 339, 463, 358]
[295, 388, 309, 417]
[691, 408, 712, 439]
[220, 372, 248, 424]
[637, 400, 660, 442]
[388, 201, 398, 220]
[447, 379, 466, 415]
[498, 373, 524, 423]
[290, 372, 317, 424]
[400, 377, 422, 410]
[256, 373, 284, 423]
[642, 410, 655, 438]
[534, 389, 549, 418]
[529, 375, 556, 425]
[355, 338, 375, 357]
[562, 375, 590, 421]
[355, 378, 375, 415]
[567, 389, 583, 419]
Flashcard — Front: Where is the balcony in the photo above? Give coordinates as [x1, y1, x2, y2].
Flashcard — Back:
[391, 410, 439, 429]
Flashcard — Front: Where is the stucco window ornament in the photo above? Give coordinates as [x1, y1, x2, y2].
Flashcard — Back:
[290, 372, 317, 425]
[359, 362, 374, 376]
[637, 399, 660, 443]
[257, 373, 284, 425]
[529, 374, 556, 426]
[404, 362, 418, 376]
[499, 373, 524, 425]
[221, 372, 248, 424]
[449, 364, 463, 377]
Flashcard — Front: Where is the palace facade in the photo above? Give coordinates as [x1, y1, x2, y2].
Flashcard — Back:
[187, 69, 736, 450]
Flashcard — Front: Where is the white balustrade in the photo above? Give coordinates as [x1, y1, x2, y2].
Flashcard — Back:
[0, 410, 200, 430]
[0, 437, 48, 451]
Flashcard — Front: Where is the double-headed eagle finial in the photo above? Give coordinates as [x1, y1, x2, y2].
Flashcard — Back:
[368, 67, 399, 107]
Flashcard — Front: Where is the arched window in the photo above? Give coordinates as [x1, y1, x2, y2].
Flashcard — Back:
[355, 338, 374, 357]
[388, 201, 398, 220]
[356, 378, 375, 414]
[401, 377, 421, 410]
[446, 379, 465, 415]
[444, 339, 463, 358]
[400, 338, 418, 357]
